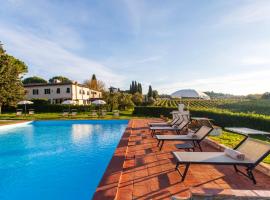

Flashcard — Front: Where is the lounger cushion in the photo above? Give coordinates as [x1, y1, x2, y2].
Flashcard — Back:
[224, 148, 245, 160]
[150, 126, 176, 130]
[187, 131, 196, 138]
[173, 152, 253, 164]
[156, 135, 192, 140]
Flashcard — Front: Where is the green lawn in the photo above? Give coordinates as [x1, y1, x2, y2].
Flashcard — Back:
[0, 111, 136, 120]
[210, 131, 270, 164]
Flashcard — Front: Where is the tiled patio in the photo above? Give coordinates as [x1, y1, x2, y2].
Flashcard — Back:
[93, 119, 270, 200]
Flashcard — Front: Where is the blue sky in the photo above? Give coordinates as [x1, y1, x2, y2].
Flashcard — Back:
[1, 0, 270, 95]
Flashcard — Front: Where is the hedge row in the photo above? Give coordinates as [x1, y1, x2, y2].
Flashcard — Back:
[133, 106, 270, 131]
[2, 104, 105, 113]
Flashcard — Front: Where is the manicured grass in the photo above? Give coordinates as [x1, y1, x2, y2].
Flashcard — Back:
[210, 131, 270, 164]
[0, 120, 26, 125]
[0, 110, 140, 120]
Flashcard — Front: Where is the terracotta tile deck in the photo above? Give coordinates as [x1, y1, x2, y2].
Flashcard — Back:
[93, 119, 270, 200]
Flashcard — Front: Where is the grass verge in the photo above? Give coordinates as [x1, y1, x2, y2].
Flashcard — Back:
[210, 131, 270, 164]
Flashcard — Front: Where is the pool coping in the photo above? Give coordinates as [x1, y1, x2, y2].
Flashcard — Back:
[92, 119, 133, 200]
[0, 120, 33, 130]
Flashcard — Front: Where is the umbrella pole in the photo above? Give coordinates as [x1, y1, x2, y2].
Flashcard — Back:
[24, 104, 27, 116]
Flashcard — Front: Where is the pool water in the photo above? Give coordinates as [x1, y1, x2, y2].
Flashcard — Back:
[0, 120, 128, 200]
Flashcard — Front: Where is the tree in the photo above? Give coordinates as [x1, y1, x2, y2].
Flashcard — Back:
[138, 83, 142, 94]
[131, 81, 135, 94]
[102, 91, 120, 111]
[152, 90, 159, 99]
[129, 81, 142, 94]
[261, 92, 270, 100]
[0, 41, 4, 54]
[0, 45, 28, 113]
[132, 92, 143, 105]
[147, 97, 156, 105]
[147, 85, 153, 98]
[118, 93, 134, 110]
[23, 76, 47, 84]
[89, 74, 98, 90]
[84, 74, 106, 92]
[49, 76, 72, 83]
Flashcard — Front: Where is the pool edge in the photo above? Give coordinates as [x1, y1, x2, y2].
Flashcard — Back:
[0, 120, 33, 130]
[92, 119, 134, 200]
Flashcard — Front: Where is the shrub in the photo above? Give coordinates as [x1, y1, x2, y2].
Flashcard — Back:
[2, 104, 95, 113]
[133, 106, 270, 131]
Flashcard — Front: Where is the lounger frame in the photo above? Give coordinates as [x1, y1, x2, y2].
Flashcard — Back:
[150, 120, 189, 138]
[174, 137, 270, 184]
[156, 126, 213, 151]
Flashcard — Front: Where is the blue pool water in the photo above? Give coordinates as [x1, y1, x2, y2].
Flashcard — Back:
[0, 120, 128, 200]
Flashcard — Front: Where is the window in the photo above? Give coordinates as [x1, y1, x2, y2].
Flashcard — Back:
[56, 88, 60, 94]
[83, 90, 85, 95]
[66, 88, 70, 93]
[33, 89, 39, 95]
[44, 89, 50, 94]
[79, 89, 82, 94]
[87, 91, 89, 95]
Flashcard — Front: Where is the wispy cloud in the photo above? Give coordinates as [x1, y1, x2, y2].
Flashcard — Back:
[221, 0, 270, 25]
[0, 24, 124, 86]
[157, 69, 270, 95]
[241, 57, 270, 65]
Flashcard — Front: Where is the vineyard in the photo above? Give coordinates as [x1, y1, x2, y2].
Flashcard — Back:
[154, 99, 238, 109]
[154, 99, 270, 116]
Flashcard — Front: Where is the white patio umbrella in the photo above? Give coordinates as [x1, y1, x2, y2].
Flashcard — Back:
[91, 100, 106, 116]
[17, 100, 33, 114]
[91, 100, 106, 105]
[61, 100, 77, 105]
[62, 100, 77, 112]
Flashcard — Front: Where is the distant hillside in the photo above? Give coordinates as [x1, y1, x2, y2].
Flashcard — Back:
[204, 91, 244, 99]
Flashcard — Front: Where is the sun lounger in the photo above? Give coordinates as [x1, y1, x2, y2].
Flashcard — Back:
[172, 138, 270, 184]
[113, 110, 119, 117]
[28, 109, 35, 115]
[16, 109, 23, 116]
[156, 126, 213, 150]
[150, 120, 190, 137]
[62, 110, 69, 116]
[71, 109, 77, 116]
[101, 110, 107, 117]
[89, 110, 98, 117]
[148, 114, 182, 127]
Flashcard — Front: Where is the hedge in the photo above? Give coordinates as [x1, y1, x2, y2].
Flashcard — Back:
[133, 106, 270, 131]
[2, 104, 105, 113]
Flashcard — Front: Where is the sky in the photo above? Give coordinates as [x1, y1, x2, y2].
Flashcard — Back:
[0, 0, 270, 95]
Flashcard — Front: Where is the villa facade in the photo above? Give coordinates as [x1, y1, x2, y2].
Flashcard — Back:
[24, 82, 102, 105]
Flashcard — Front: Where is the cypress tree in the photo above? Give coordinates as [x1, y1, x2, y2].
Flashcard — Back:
[134, 81, 138, 93]
[138, 83, 142, 94]
[131, 81, 135, 94]
[147, 85, 153, 98]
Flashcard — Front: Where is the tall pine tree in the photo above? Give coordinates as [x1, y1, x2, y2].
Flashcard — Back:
[147, 85, 153, 98]
[138, 83, 142, 94]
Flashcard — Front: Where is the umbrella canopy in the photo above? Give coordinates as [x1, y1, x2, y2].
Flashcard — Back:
[62, 100, 77, 105]
[91, 100, 106, 105]
[17, 100, 33, 105]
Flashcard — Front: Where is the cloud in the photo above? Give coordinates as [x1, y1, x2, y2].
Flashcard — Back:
[157, 69, 270, 95]
[221, 1, 270, 25]
[135, 56, 162, 64]
[241, 57, 270, 65]
[0, 24, 124, 86]
[122, 0, 144, 35]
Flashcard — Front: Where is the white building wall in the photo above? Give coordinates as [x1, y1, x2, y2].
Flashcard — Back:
[25, 85, 72, 103]
[25, 83, 102, 105]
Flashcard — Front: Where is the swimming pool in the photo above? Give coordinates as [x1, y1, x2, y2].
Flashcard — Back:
[0, 120, 128, 200]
